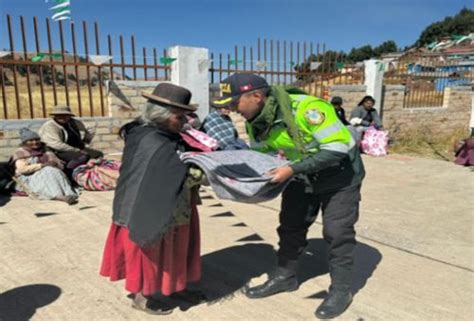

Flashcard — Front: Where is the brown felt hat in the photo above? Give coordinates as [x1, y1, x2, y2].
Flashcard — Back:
[141, 83, 198, 111]
[49, 105, 75, 116]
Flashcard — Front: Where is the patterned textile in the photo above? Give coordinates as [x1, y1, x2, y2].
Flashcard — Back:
[12, 146, 61, 165]
[17, 166, 78, 200]
[73, 159, 121, 191]
[180, 127, 218, 152]
[202, 111, 238, 149]
[361, 127, 389, 157]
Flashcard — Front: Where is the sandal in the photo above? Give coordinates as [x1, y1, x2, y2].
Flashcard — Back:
[131, 293, 174, 315]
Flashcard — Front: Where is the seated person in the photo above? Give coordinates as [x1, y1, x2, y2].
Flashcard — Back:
[349, 95, 383, 132]
[11, 128, 78, 205]
[39, 105, 103, 169]
[202, 106, 249, 150]
[454, 130, 474, 166]
[330, 96, 349, 125]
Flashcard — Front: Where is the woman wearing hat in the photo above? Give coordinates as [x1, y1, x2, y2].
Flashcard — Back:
[100, 83, 205, 314]
[39, 105, 103, 170]
[10, 128, 78, 205]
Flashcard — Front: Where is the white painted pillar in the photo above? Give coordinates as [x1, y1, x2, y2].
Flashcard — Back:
[364, 59, 384, 114]
[168, 46, 210, 121]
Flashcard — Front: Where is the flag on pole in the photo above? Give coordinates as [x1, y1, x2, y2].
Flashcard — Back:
[47, 0, 72, 22]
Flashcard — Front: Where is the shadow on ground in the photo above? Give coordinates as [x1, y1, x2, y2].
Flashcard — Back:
[0, 284, 62, 321]
[172, 239, 381, 311]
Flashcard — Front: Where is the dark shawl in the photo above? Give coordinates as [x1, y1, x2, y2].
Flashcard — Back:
[112, 123, 188, 247]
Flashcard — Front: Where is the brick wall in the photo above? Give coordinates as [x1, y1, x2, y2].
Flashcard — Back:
[0, 117, 132, 161]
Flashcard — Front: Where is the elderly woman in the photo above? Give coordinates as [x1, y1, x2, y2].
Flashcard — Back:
[11, 128, 78, 205]
[100, 83, 205, 314]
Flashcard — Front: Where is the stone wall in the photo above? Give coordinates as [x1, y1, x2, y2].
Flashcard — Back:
[382, 85, 472, 137]
[108, 80, 167, 118]
[0, 117, 132, 161]
[330, 84, 473, 137]
[329, 85, 367, 114]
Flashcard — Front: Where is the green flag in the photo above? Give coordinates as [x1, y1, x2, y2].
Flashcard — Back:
[160, 57, 176, 65]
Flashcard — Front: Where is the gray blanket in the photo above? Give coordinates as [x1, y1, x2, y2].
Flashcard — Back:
[181, 150, 290, 203]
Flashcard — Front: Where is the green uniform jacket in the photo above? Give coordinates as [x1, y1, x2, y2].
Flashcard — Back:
[246, 86, 365, 193]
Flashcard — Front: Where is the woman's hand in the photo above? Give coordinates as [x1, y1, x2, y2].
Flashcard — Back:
[267, 166, 294, 184]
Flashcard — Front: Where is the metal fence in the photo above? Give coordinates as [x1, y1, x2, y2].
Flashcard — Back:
[384, 56, 474, 108]
[209, 38, 364, 98]
[0, 14, 171, 119]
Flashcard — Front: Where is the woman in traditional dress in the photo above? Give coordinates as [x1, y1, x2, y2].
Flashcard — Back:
[100, 83, 205, 314]
[11, 128, 78, 205]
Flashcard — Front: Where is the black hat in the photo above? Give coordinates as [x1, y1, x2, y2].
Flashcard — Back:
[330, 96, 343, 105]
[142, 83, 198, 111]
[212, 73, 269, 108]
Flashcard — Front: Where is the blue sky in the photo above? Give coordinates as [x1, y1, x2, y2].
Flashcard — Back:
[0, 0, 472, 59]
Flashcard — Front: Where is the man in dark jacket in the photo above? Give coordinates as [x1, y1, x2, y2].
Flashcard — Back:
[330, 96, 349, 126]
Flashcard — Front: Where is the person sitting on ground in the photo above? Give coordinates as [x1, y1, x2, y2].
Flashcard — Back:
[349, 95, 383, 132]
[39, 105, 103, 170]
[454, 129, 474, 167]
[202, 106, 249, 150]
[11, 128, 78, 205]
[330, 96, 349, 125]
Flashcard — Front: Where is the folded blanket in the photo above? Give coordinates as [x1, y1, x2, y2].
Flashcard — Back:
[181, 150, 290, 203]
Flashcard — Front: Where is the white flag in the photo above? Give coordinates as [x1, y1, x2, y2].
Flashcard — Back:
[89, 55, 113, 66]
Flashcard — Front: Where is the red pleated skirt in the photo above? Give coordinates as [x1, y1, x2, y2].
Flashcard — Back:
[99, 206, 201, 296]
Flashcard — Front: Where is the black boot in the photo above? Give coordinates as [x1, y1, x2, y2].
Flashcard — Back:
[314, 289, 352, 319]
[245, 260, 298, 299]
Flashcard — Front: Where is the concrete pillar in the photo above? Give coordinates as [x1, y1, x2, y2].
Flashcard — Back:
[364, 59, 384, 114]
[168, 46, 210, 121]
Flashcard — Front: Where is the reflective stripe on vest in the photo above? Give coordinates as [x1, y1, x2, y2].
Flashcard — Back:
[312, 122, 344, 142]
[319, 138, 356, 154]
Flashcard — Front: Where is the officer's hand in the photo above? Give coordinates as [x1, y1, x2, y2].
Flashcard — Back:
[267, 166, 294, 183]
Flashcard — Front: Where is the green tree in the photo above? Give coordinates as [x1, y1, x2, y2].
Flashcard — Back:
[373, 40, 398, 56]
[415, 7, 474, 47]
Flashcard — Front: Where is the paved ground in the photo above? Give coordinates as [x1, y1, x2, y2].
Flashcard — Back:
[0, 154, 473, 320]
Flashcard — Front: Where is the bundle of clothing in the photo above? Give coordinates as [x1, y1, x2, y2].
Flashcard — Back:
[181, 150, 289, 203]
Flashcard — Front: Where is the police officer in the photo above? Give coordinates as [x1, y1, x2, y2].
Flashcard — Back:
[212, 74, 365, 319]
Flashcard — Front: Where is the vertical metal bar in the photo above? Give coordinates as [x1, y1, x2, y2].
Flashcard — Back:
[303, 42, 307, 90]
[250, 47, 254, 72]
[320, 43, 326, 97]
[210, 52, 214, 83]
[153, 48, 158, 80]
[163, 49, 168, 80]
[0, 65, 8, 119]
[108, 35, 114, 82]
[58, 20, 70, 106]
[257, 38, 261, 75]
[20, 16, 34, 118]
[234, 45, 238, 72]
[7, 15, 21, 118]
[83, 21, 94, 115]
[33, 17, 46, 117]
[264, 38, 267, 79]
[227, 54, 231, 78]
[219, 53, 223, 82]
[283, 41, 287, 84]
[310, 43, 315, 94]
[243, 46, 247, 71]
[71, 21, 83, 117]
[290, 42, 294, 84]
[143, 47, 148, 80]
[316, 43, 320, 96]
[131, 35, 137, 80]
[270, 39, 274, 84]
[277, 40, 280, 84]
[94, 21, 105, 116]
[46, 17, 58, 106]
[120, 35, 125, 79]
